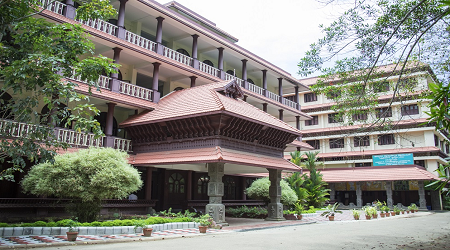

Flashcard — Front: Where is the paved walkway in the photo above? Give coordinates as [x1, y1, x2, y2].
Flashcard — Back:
[0, 210, 429, 248]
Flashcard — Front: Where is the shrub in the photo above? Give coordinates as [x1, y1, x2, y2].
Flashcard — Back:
[0, 223, 9, 227]
[56, 219, 73, 227]
[226, 206, 268, 218]
[246, 178, 298, 205]
[32, 221, 48, 227]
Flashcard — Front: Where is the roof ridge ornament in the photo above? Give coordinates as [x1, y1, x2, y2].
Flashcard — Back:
[217, 80, 244, 99]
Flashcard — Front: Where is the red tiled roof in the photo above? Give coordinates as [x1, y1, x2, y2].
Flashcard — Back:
[120, 81, 301, 135]
[315, 146, 441, 158]
[287, 140, 314, 150]
[130, 146, 301, 172]
[306, 165, 438, 182]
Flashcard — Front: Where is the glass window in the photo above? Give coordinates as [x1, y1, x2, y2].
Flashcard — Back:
[378, 134, 395, 145]
[169, 173, 185, 194]
[354, 136, 370, 147]
[401, 104, 419, 116]
[376, 107, 392, 118]
[305, 116, 319, 126]
[304, 93, 317, 103]
[330, 138, 344, 149]
[328, 113, 343, 123]
[306, 140, 320, 149]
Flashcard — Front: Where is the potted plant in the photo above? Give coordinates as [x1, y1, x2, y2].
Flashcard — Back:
[393, 205, 401, 215]
[408, 205, 414, 213]
[320, 203, 342, 221]
[134, 220, 153, 237]
[283, 210, 298, 220]
[363, 206, 371, 220]
[411, 204, 419, 212]
[196, 214, 213, 233]
[294, 202, 303, 220]
[406, 207, 411, 214]
[351, 209, 360, 220]
[66, 219, 79, 242]
[370, 207, 378, 219]
[383, 206, 390, 217]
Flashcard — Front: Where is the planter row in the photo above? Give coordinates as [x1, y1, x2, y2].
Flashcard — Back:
[0, 222, 200, 237]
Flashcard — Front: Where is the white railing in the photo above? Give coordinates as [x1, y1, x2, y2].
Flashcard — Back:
[125, 31, 157, 52]
[198, 61, 219, 77]
[248, 83, 265, 96]
[235, 78, 245, 87]
[114, 138, 132, 152]
[163, 47, 193, 66]
[267, 91, 281, 102]
[37, 0, 66, 15]
[56, 128, 104, 147]
[68, 70, 111, 90]
[282, 98, 299, 110]
[119, 81, 153, 101]
[0, 120, 38, 138]
[78, 18, 117, 36]
[224, 73, 236, 81]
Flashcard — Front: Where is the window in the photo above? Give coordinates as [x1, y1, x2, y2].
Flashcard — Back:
[401, 104, 419, 116]
[223, 176, 236, 200]
[354, 136, 370, 147]
[399, 78, 417, 89]
[352, 112, 368, 121]
[247, 78, 255, 84]
[330, 138, 344, 149]
[176, 48, 190, 57]
[378, 134, 395, 145]
[197, 175, 209, 194]
[305, 116, 319, 126]
[328, 113, 343, 123]
[376, 107, 392, 118]
[304, 93, 317, 103]
[374, 81, 390, 93]
[168, 173, 185, 194]
[326, 89, 341, 99]
[306, 140, 320, 149]
[355, 162, 371, 167]
[414, 160, 425, 168]
[203, 60, 214, 67]
[435, 135, 439, 147]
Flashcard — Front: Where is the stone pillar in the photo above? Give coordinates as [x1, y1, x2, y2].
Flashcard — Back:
[241, 59, 248, 89]
[385, 181, 393, 208]
[190, 76, 197, 88]
[418, 181, 427, 209]
[266, 168, 285, 221]
[243, 95, 247, 102]
[356, 182, 363, 208]
[191, 35, 199, 69]
[206, 163, 226, 224]
[295, 86, 300, 110]
[278, 109, 284, 121]
[145, 167, 153, 200]
[152, 62, 161, 103]
[278, 78, 283, 103]
[116, 0, 128, 40]
[262, 103, 268, 112]
[217, 48, 224, 79]
[155, 17, 164, 54]
[63, 0, 76, 19]
[110, 47, 122, 93]
[104, 103, 116, 148]
[329, 183, 336, 201]
[262, 70, 267, 97]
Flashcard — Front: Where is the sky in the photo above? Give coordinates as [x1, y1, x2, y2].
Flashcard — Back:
[154, 0, 342, 78]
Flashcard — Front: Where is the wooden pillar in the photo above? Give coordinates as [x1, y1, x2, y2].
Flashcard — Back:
[145, 167, 154, 200]
[110, 47, 122, 93]
[152, 62, 161, 103]
[217, 47, 224, 79]
[278, 78, 283, 103]
[241, 177, 247, 200]
[295, 86, 300, 110]
[262, 70, 267, 96]
[191, 35, 199, 69]
[190, 76, 197, 88]
[278, 109, 284, 121]
[242, 59, 248, 89]
[104, 102, 116, 148]
[116, 0, 128, 39]
[262, 103, 268, 112]
[155, 17, 164, 54]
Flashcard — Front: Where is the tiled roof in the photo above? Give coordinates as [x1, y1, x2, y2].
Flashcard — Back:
[120, 81, 301, 135]
[306, 165, 438, 182]
[130, 146, 301, 172]
[287, 140, 314, 150]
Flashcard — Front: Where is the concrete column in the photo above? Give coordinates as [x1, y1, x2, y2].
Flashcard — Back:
[242, 59, 248, 89]
[243, 95, 247, 102]
[329, 183, 336, 201]
[110, 47, 122, 93]
[241, 177, 247, 200]
[418, 181, 427, 209]
[296, 116, 300, 130]
[385, 181, 393, 208]
[63, 0, 76, 19]
[266, 168, 285, 221]
[262, 103, 268, 112]
[206, 163, 226, 224]
[278, 78, 283, 103]
[191, 35, 199, 69]
[279, 109, 284, 121]
[152, 62, 161, 103]
[104, 103, 116, 148]
[217, 48, 225, 79]
[262, 70, 267, 96]
[116, 0, 128, 39]
[145, 167, 154, 200]
[356, 182, 363, 208]
[190, 76, 197, 88]
[155, 17, 164, 54]
[295, 86, 300, 110]
[186, 170, 193, 201]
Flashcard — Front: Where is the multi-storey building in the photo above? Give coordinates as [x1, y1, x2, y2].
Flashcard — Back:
[0, 0, 313, 222]
[289, 63, 447, 210]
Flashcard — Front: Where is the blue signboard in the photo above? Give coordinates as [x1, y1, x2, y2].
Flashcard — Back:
[372, 153, 414, 166]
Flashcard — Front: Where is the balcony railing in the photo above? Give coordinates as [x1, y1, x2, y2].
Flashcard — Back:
[56, 128, 104, 147]
[0, 120, 39, 138]
[41, 5, 300, 110]
[119, 81, 153, 101]
[114, 137, 132, 152]
[125, 31, 157, 52]
[37, 0, 66, 15]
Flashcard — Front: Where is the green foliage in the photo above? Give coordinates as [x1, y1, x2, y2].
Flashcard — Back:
[0, 0, 118, 181]
[226, 206, 268, 218]
[320, 203, 342, 218]
[194, 214, 213, 226]
[245, 178, 298, 206]
[299, 152, 330, 208]
[443, 196, 450, 210]
[425, 164, 450, 195]
[21, 148, 143, 222]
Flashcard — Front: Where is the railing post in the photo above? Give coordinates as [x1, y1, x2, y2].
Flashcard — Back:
[155, 17, 164, 55]
[116, 0, 128, 40]
[63, 0, 76, 19]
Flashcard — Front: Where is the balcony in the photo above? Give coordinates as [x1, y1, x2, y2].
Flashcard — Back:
[0, 119, 132, 152]
[37, 1, 301, 111]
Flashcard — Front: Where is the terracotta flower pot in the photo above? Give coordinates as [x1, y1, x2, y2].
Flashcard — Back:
[411, 210, 415, 213]
[328, 216, 335, 221]
[199, 226, 208, 233]
[391, 212, 395, 216]
[353, 215, 359, 220]
[297, 214, 302, 220]
[401, 211, 405, 214]
[407, 211, 410, 214]
[372, 214, 378, 219]
[415, 210, 419, 212]
[380, 213, 385, 218]
[385, 213, 390, 217]
[365, 215, 371, 220]
[143, 228, 153, 237]
[66, 232, 78, 242]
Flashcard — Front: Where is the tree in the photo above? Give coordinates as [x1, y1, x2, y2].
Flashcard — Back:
[290, 151, 329, 208]
[0, 0, 118, 181]
[284, 151, 309, 206]
[298, 0, 450, 130]
[245, 177, 298, 206]
[21, 147, 143, 222]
